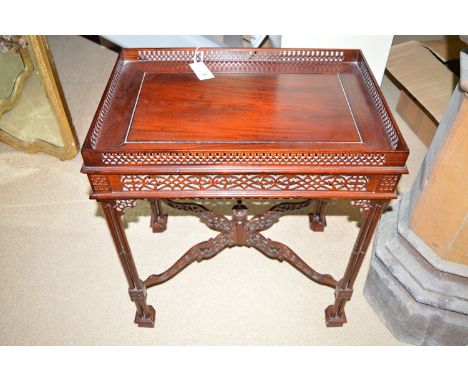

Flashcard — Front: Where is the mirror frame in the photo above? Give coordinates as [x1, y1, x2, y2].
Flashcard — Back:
[0, 35, 79, 160]
[0, 37, 34, 116]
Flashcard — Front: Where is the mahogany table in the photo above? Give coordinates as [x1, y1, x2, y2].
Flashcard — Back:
[81, 48, 409, 328]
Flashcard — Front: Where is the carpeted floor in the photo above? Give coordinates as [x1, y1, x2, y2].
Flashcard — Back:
[0, 36, 427, 345]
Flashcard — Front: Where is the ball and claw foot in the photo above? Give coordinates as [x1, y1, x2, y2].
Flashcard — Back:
[134, 305, 156, 328]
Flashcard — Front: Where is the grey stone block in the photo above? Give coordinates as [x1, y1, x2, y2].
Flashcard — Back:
[364, 200, 468, 345]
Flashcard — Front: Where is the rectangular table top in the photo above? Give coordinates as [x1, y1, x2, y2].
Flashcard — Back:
[83, 48, 408, 153]
[82, 48, 409, 200]
[129, 73, 362, 146]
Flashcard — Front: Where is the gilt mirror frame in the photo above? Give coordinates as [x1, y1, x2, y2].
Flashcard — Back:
[0, 35, 79, 160]
[0, 36, 34, 116]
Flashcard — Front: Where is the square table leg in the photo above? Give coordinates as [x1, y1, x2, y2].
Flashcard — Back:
[98, 198, 387, 329]
[101, 200, 156, 328]
[325, 199, 386, 327]
[309, 199, 328, 232]
[150, 199, 168, 233]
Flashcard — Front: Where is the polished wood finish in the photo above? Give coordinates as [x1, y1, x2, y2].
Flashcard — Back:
[150, 199, 167, 232]
[101, 201, 155, 327]
[309, 199, 328, 232]
[82, 48, 408, 330]
[143, 199, 337, 289]
[130, 73, 363, 144]
[325, 200, 385, 326]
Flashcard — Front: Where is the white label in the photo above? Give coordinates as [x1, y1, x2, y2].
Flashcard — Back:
[189, 61, 214, 81]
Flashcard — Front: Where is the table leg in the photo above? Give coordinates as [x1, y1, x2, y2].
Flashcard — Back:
[101, 200, 156, 328]
[325, 199, 386, 327]
[150, 199, 168, 233]
[309, 199, 328, 232]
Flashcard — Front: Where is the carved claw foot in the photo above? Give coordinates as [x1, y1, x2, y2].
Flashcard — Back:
[309, 200, 328, 232]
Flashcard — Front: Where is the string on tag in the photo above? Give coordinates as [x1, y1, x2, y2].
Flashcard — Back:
[189, 47, 214, 81]
[193, 47, 203, 63]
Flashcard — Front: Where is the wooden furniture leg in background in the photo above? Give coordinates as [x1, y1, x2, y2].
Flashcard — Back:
[150, 199, 168, 233]
[325, 199, 386, 327]
[101, 200, 156, 328]
[309, 199, 328, 232]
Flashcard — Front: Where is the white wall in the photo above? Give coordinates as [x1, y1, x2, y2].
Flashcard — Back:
[281, 35, 393, 84]
[103, 35, 225, 48]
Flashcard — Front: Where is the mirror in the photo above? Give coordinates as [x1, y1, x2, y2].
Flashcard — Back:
[0, 36, 33, 116]
[0, 35, 78, 159]
[0, 47, 24, 98]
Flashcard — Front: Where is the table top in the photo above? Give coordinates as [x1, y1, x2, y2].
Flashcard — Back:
[82, 48, 408, 200]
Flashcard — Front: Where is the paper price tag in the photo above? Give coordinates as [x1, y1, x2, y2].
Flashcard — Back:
[189, 61, 214, 81]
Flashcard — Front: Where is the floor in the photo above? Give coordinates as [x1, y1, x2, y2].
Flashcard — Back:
[0, 36, 427, 345]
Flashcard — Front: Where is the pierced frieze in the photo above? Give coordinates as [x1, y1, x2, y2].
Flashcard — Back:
[358, 62, 399, 149]
[137, 49, 346, 63]
[89, 174, 111, 191]
[115, 199, 137, 212]
[120, 174, 369, 193]
[163, 199, 210, 213]
[138, 59, 343, 75]
[248, 200, 311, 232]
[205, 60, 343, 73]
[377, 175, 399, 192]
[102, 152, 386, 166]
[350, 199, 372, 214]
[90, 60, 124, 149]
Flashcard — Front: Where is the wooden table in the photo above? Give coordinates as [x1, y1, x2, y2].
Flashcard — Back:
[82, 48, 409, 329]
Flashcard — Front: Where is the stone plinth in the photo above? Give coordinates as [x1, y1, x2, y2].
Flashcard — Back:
[364, 48, 468, 345]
